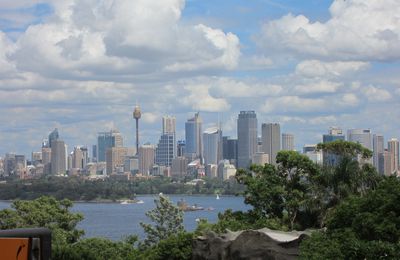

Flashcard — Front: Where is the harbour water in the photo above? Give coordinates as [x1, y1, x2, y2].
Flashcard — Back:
[0, 195, 250, 240]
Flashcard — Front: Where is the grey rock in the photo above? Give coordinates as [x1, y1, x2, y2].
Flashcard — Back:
[192, 228, 309, 260]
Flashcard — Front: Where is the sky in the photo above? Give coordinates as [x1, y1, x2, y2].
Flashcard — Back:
[0, 0, 399, 156]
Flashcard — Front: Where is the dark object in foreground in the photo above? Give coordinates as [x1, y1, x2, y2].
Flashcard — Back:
[0, 228, 51, 260]
[192, 228, 309, 260]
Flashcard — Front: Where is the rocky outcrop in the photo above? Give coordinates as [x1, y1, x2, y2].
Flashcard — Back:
[192, 228, 309, 260]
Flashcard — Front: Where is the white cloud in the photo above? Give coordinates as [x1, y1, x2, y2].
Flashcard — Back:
[261, 96, 326, 113]
[341, 93, 359, 106]
[257, 0, 400, 61]
[295, 60, 369, 78]
[182, 84, 230, 112]
[364, 85, 392, 101]
[9, 0, 240, 80]
[293, 80, 342, 94]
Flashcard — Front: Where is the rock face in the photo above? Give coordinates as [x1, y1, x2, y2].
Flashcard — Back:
[192, 228, 309, 260]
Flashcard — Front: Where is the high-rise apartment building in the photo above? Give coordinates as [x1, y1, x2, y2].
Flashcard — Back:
[379, 150, 393, 176]
[282, 133, 295, 151]
[51, 139, 66, 175]
[203, 127, 222, 167]
[171, 156, 188, 180]
[373, 134, 384, 170]
[237, 111, 257, 169]
[388, 138, 399, 175]
[185, 113, 202, 161]
[72, 146, 88, 169]
[138, 144, 155, 175]
[261, 123, 280, 165]
[106, 147, 128, 174]
[97, 129, 123, 162]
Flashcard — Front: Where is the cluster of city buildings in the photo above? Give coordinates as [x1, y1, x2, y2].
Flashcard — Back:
[1, 109, 399, 181]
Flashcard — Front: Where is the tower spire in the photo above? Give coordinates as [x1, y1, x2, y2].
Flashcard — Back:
[133, 104, 141, 155]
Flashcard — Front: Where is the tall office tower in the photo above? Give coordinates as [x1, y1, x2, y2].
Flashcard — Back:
[177, 140, 186, 157]
[162, 116, 176, 134]
[261, 123, 281, 165]
[51, 139, 66, 175]
[139, 144, 155, 175]
[222, 136, 238, 165]
[185, 112, 203, 161]
[92, 145, 97, 162]
[237, 111, 257, 169]
[282, 133, 295, 151]
[322, 127, 345, 165]
[347, 129, 372, 150]
[106, 147, 128, 174]
[203, 127, 222, 166]
[48, 128, 59, 148]
[171, 156, 188, 180]
[97, 129, 123, 162]
[72, 146, 88, 169]
[155, 133, 176, 166]
[373, 134, 384, 170]
[379, 150, 393, 176]
[41, 147, 51, 174]
[388, 138, 399, 174]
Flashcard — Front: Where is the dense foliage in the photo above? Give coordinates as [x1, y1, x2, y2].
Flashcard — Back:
[300, 177, 400, 259]
[0, 176, 244, 201]
[0, 196, 84, 251]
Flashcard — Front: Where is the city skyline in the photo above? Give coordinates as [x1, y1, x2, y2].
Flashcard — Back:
[0, 0, 399, 156]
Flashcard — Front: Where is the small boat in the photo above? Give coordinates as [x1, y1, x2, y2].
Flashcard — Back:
[120, 200, 130, 205]
[136, 200, 144, 204]
[216, 194, 220, 200]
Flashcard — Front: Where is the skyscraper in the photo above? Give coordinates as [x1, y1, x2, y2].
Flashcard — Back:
[155, 133, 176, 166]
[261, 123, 280, 165]
[378, 150, 393, 176]
[347, 129, 372, 150]
[51, 139, 66, 175]
[97, 129, 123, 162]
[203, 127, 222, 166]
[139, 144, 155, 175]
[155, 116, 177, 167]
[373, 134, 384, 170]
[388, 138, 399, 175]
[106, 147, 128, 174]
[323, 127, 345, 166]
[222, 136, 237, 165]
[48, 128, 59, 148]
[282, 133, 295, 151]
[237, 111, 257, 169]
[185, 113, 202, 161]
[162, 116, 176, 134]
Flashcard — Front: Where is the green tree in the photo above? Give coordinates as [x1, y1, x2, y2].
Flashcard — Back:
[300, 177, 400, 259]
[140, 194, 184, 246]
[0, 196, 84, 246]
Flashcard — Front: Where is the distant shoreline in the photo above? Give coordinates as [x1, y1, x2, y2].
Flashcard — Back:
[0, 194, 242, 204]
